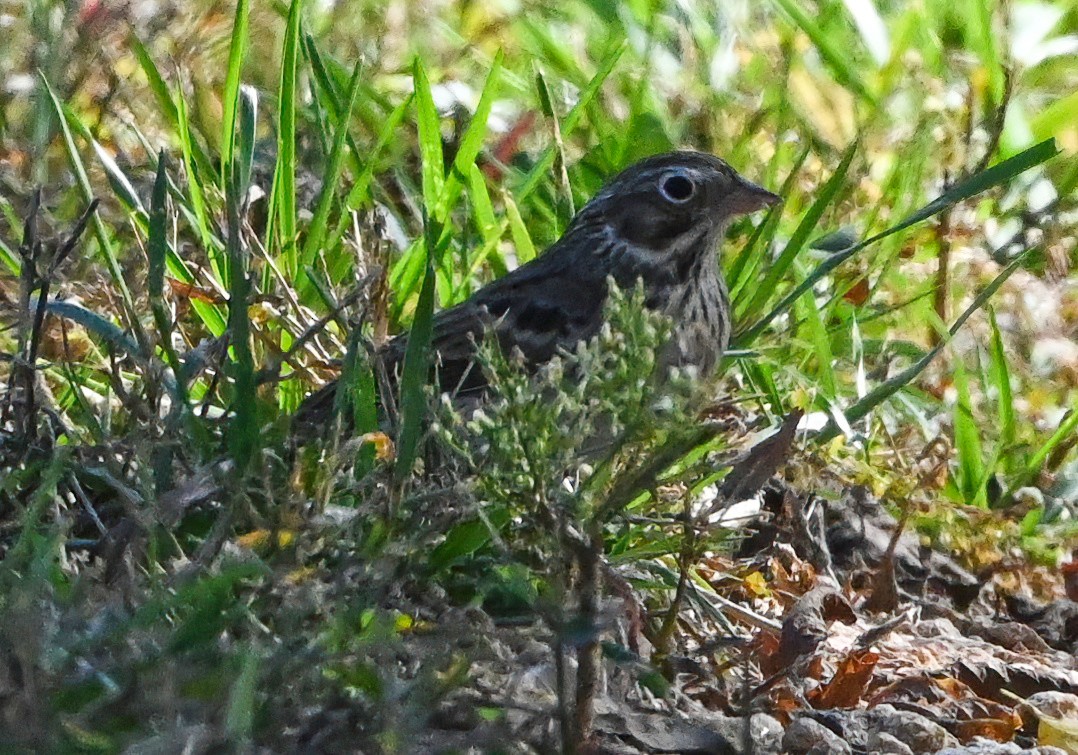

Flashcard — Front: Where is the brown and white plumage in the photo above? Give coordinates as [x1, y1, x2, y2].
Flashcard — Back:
[294, 151, 778, 432]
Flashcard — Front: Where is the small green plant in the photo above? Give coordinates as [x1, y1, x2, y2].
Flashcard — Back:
[430, 281, 734, 741]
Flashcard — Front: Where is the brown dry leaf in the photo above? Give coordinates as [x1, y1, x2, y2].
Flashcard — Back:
[842, 277, 871, 306]
[167, 277, 226, 304]
[754, 629, 785, 677]
[768, 554, 818, 598]
[952, 716, 1018, 743]
[1063, 556, 1078, 602]
[809, 648, 879, 709]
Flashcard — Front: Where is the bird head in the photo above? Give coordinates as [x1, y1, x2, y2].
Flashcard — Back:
[585, 151, 780, 258]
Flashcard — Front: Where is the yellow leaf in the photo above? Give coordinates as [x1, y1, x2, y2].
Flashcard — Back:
[744, 571, 771, 598]
[359, 432, 396, 462]
[236, 529, 270, 550]
[1039, 713, 1078, 752]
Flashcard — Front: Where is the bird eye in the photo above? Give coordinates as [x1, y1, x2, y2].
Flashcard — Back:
[659, 173, 695, 203]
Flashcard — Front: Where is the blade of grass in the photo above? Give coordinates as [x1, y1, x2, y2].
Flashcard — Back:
[963, 0, 1005, 104]
[299, 57, 364, 290]
[89, 137, 146, 217]
[0, 237, 17, 275]
[1014, 409, 1078, 493]
[534, 65, 575, 232]
[325, 93, 411, 253]
[437, 50, 503, 221]
[220, 0, 251, 186]
[394, 213, 440, 484]
[728, 144, 811, 300]
[129, 35, 214, 178]
[226, 161, 257, 473]
[987, 307, 1015, 456]
[235, 85, 258, 208]
[413, 58, 445, 219]
[336, 334, 379, 480]
[326, 95, 413, 285]
[795, 269, 837, 400]
[225, 648, 260, 741]
[503, 190, 537, 264]
[468, 162, 499, 246]
[302, 33, 369, 178]
[175, 88, 225, 284]
[148, 153, 188, 404]
[950, 339, 987, 506]
[387, 60, 450, 312]
[266, 0, 302, 278]
[70, 109, 228, 335]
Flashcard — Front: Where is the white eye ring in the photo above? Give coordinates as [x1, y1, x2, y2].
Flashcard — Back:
[659, 172, 696, 203]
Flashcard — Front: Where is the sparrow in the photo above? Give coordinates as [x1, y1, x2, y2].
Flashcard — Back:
[294, 151, 779, 433]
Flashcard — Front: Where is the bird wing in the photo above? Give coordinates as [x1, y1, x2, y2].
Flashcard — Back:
[294, 250, 609, 433]
[384, 254, 609, 395]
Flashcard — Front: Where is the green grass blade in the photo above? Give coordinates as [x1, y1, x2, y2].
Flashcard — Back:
[130, 34, 179, 124]
[226, 171, 257, 473]
[175, 87, 224, 284]
[413, 58, 445, 218]
[468, 162, 499, 244]
[269, 0, 302, 277]
[728, 144, 811, 299]
[220, 0, 251, 185]
[235, 85, 258, 203]
[1015, 410, 1078, 492]
[299, 57, 364, 287]
[302, 33, 366, 176]
[0, 237, 17, 275]
[963, 0, 1004, 103]
[504, 191, 536, 264]
[337, 334, 380, 480]
[987, 307, 1015, 454]
[437, 50, 503, 221]
[88, 135, 146, 216]
[148, 155, 168, 318]
[395, 214, 440, 483]
[148, 153, 191, 413]
[225, 648, 260, 741]
[326, 94, 413, 282]
[795, 271, 837, 400]
[950, 344, 986, 506]
[130, 35, 214, 179]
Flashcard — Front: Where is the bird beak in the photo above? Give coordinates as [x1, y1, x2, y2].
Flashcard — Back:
[726, 177, 782, 216]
